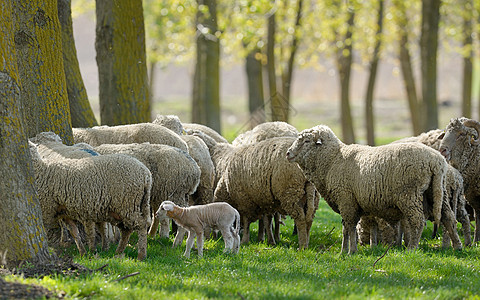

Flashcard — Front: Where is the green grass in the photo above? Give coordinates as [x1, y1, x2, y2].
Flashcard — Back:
[6, 200, 480, 299]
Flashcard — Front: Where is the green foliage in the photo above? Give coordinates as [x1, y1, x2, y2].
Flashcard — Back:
[6, 200, 480, 299]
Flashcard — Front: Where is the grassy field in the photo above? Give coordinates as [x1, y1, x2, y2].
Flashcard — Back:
[5, 200, 480, 299]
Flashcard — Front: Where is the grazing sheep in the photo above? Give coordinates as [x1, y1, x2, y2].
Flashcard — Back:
[438, 117, 480, 243]
[152, 114, 215, 207]
[73, 123, 188, 152]
[30, 131, 99, 159]
[195, 133, 318, 249]
[232, 121, 298, 146]
[157, 201, 240, 258]
[286, 125, 461, 254]
[183, 123, 229, 144]
[93, 143, 201, 240]
[29, 141, 152, 260]
[231, 121, 299, 244]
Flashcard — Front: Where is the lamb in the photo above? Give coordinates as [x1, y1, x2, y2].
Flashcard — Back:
[157, 201, 240, 258]
[232, 121, 298, 146]
[194, 132, 318, 249]
[93, 143, 201, 241]
[73, 122, 188, 152]
[286, 125, 462, 254]
[438, 117, 480, 243]
[29, 141, 152, 260]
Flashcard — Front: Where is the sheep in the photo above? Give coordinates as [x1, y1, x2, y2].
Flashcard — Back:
[394, 129, 443, 150]
[438, 117, 480, 243]
[194, 132, 318, 249]
[30, 131, 99, 160]
[183, 122, 228, 144]
[73, 122, 188, 152]
[93, 143, 201, 241]
[157, 201, 240, 258]
[231, 121, 299, 244]
[232, 121, 298, 146]
[357, 216, 400, 246]
[28, 141, 152, 260]
[286, 125, 462, 254]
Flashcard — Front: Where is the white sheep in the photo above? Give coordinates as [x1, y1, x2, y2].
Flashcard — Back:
[157, 201, 240, 258]
[286, 125, 461, 254]
[73, 123, 188, 152]
[93, 143, 201, 242]
[29, 141, 152, 260]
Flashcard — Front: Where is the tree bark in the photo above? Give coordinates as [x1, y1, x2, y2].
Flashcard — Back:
[280, 0, 303, 123]
[365, 0, 384, 146]
[191, 0, 221, 133]
[337, 9, 356, 144]
[462, 0, 473, 118]
[13, 0, 74, 144]
[58, 0, 98, 128]
[95, 0, 150, 125]
[0, 0, 51, 267]
[420, 0, 441, 131]
[246, 49, 265, 128]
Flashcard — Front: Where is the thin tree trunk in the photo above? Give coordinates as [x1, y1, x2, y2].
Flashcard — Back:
[192, 0, 221, 132]
[365, 0, 384, 146]
[1, 0, 51, 267]
[96, 0, 150, 125]
[281, 0, 303, 123]
[420, 0, 441, 131]
[149, 61, 156, 108]
[462, 0, 473, 118]
[58, 0, 98, 128]
[337, 9, 356, 144]
[246, 49, 265, 128]
[13, 0, 74, 144]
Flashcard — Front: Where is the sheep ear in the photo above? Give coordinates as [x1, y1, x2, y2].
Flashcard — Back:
[437, 132, 445, 140]
[315, 138, 322, 145]
[162, 203, 174, 211]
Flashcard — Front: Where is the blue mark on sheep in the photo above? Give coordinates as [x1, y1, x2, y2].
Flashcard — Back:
[80, 148, 99, 156]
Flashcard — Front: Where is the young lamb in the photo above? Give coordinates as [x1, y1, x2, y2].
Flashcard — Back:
[286, 125, 461, 254]
[29, 141, 152, 260]
[157, 201, 240, 258]
[438, 117, 480, 243]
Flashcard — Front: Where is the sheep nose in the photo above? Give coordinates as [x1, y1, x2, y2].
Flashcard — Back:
[439, 147, 450, 161]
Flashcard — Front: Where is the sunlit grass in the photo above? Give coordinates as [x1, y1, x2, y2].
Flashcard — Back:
[6, 200, 480, 299]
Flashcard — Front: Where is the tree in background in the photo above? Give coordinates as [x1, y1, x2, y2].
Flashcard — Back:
[0, 0, 51, 267]
[420, 0, 441, 131]
[13, 0, 74, 144]
[58, 0, 98, 127]
[95, 0, 150, 125]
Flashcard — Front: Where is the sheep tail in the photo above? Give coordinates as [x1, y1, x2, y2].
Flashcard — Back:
[432, 166, 445, 226]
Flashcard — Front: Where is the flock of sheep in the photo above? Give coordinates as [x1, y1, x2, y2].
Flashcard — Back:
[27, 115, 480, 259]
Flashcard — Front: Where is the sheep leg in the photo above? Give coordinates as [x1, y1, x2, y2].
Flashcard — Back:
[196, 230, 204, 257]
[222, 228, 234, 252]
[84, 221, 97, 252]
[440, 203, 462, 250]
[137, 227, 148, 261]
[116, 228, 133, 256]
[474, 210, 480, 243]
[96, 222, 109, 251]
[184, 230, 196, 258]
[404, 208, 424, 250]
[173, 226, 187, 248]
[341, 220, 350, 254]
[240, 216, 251, 244]
[257, 216, 266, 242]
[64, 219, 86, 256]
[148, 214, 160, 238]
[274, 213, 281, 243]
[159, 218, 170, 238]
[231, 226, 241, 254]
[457, 204, 471, 247]
[264, 215, 276, 246]
[370, 221, 378, 247]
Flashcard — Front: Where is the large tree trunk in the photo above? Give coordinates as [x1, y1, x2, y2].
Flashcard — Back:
[13, 0, 73, 144]
[0, 0, 51, 267]
[420, 0, 441, 131]
[58, 0, 98, 128]
[191, 0, 221, 133]
[96, 0, 150, 125]
[246, 49, 265, 128]
[337, 9, 356, 144]
[365, 0, 384, 146]
[462, 0, 473, 118]
[280, 0, 303, 123]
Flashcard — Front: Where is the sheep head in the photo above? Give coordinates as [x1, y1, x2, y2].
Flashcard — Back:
[152, 114, 184, 135]
[30, 131, 62, 144]
[438, 117, 480, 169]
[286, 125, 340, 166]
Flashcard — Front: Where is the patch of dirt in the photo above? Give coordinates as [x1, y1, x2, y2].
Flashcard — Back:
[0, 256, 97, 299]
